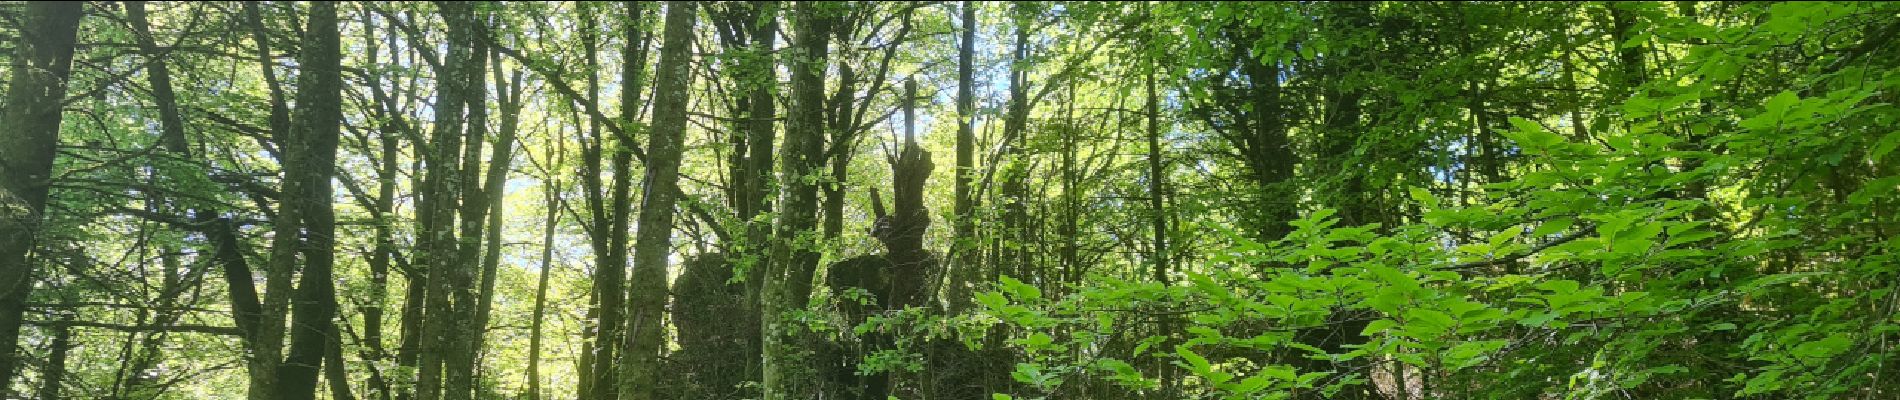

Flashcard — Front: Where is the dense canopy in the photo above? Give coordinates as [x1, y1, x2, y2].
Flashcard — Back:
[0, 1, 1896, 399]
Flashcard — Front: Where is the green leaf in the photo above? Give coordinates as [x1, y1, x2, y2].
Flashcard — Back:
[1233, 375, 1273, 393]
[1742, 370, 1786, 395]
[1023, 333, 1054, 349]
[1405, 309, 1456, 338]
[1518, 312, 1559, 328]
[1176, 345, 1211, 376]
[999, 276, 1042, 301]
[1872, 130, 1900, 162]
[1507, 117, 1564, 149]
[1409, 187, 1439, 209]
[1445, 340, 1508, 369]
[1187, 272, 1233, 302]
[1530, 217, 1575, 238]
[1791, 334, 1852, 359]
[1765, 90, 1800, 115]
[1361, 319, 1399, 336]
[1366, 265, 1420, 292]
[1176, 344, 1233, 385]
[1488, 225, 1525, 248]
[975, 291, 1009, 311]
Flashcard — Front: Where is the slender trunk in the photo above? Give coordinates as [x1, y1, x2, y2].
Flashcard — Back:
[621, 4, 697, 399]
[243, 3, 297, 397]
[110, 313, 143, 396]
[1609, 4, 1649, 99]
[947, 1, 980, 312]
[0, 2, 83, 392]
[396, 266, 427, 390]
[1237, 34, 1296, 242]
[575, 5, 608, 397]
[444, 13, 493, 400]
[387, 12, 428, 399]
[588, 2, 649, 398]
[1060, 80, 1079, 293]
[127, 1, 189, 153]
[473, 52, 524, 394]
[363, 9, 398, 398]
[738, 2, 780, 387]
[1454, 4, 1503, 189]
[998, 12, 1031, 281]
[327, 329, 355, 400]
[527, 137, 563, 400]
[418, 2, 477, 399]
[35, 313, 73, 400]
[745, 2, 781, 224]
[1143, 29, 1176, 394]
[274, 3, 344, 400]
[1301, 5, 1377, 399]
[1674, 2, 1716, 221]
[822, 61, 858, 242]
[763, 4, 833, 398]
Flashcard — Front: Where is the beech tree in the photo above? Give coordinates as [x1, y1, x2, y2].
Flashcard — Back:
[0, 2, 1896, 400]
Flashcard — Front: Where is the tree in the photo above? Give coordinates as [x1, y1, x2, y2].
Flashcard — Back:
[415, 2, 482, 399]
[579, 3, 644, 398]
[709, 2, 779, 390]
[0, 2, 84, 391]
[619, 2, 696, 400]
[9, 2, 1900, 399]
[270, 2, 343, 398]
[947, 0, 981, 312]
[762, 3, 833, 399]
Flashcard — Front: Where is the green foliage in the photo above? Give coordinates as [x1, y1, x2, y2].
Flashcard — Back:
[17, 1, 1900, 399]
[959, 2, 1900, 399]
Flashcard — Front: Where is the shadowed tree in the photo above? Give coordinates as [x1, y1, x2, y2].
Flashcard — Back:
[0, 2, 84, 392]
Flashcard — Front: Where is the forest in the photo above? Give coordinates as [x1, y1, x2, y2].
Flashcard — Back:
[0, 1, 1896, 399]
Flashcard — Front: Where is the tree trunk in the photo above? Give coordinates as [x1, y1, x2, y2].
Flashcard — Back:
[361, 10, 400, 400]
[587, 2, 649, 399]
[472, 52, 523, 396]
[527, 140, 563, 400]
[1220, 23, 1300, 244]
[862, 77, 937, 400]
[417, 2, 478, 399]
[575, 5, 608, 397]
[35, 313, 72, 400]
[236, 4, 299, 399]
[998, 11, 1032, 282]
[947, 1, 980, 313]
[1300, 5, 1378, 399]
[326, 328, 356, 400]
[1143, 28, 1177, 394]
[273, 3, 344, 399]
[390, 11, 429, 400]
[251, 4, 301, 392]
[440, 11, 495, 399]
[0, 2, 83, 392]
[763, 3, 833, 399]
[620, 4, 697, 399]
[725, 2, 780, 388]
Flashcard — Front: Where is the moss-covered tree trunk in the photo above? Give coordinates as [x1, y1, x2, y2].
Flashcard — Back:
[416, 3, 478, 399]
[272, 2, 344, 399]
[619, 3, 696, 400]
[763, 3, 833, 399]
[0, 4, 83, 390]
[947, 0, 981, 313]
